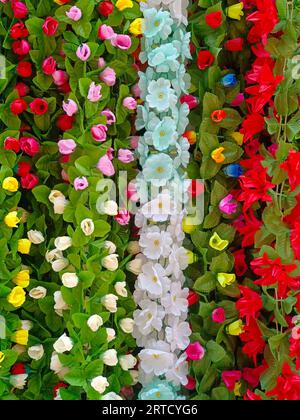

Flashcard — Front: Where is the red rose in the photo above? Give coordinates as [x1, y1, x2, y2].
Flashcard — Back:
[12, 2, 28, 19]
[53, 382, 68, 398]
[60, 154, 71, 164]
[225, 37, 244, 52]
[21, 173, 39, 189]
[30, 98, 48, 115]
[184, 376, 196, 390]
[59, 82, 71, 94]
[56, 115, 74, 131]
[11, 363, 27, 375]
[98, 1, 114, 16]
[42, 56, 57, 75]
[197, 50, 215, 70]
[42, 17, 59, 36]
[180, 94, 198, 110]
[17, 161, 31, 177]
[10, 22, 29, 39]
[4, 136, 20, 153]
[20, 137, 40, 156]
[187, 290, 200, 306]
[10, 98, 28, 115]
[12, 40, 30, 56]
[15, 82, 29, 97]
[16, 61, 32, 78]
[205, 11, 222, 28]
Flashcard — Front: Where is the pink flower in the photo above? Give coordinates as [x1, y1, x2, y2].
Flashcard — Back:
[118, 149, 134, 163]
[62, 99, 78, 116]
[131, 83, 141, 98]
[127, 181, 139, 202]
[122, 96, 137, 110]
[115, 209, 130, 225]
[98, 57, 106, 68]
[52, 70, 68, 86]
[186, 342, 205, 361]
[219, 194, 238, 215]
[231, 93, 245, 107]
[42, 56, 57, 75]
[91, 124, 107, 142]
[111, 34, 131, 50]
[76, 44, 91, 61]
[58, 139, 77, 155]
[180, 94, 198, 110]
[222, 371, 242, 391]
[106, 147, 114, 160]
[97, 154, 115, 176]
[212, 307, 226, 323]
[66, 6, 82, 21]
[98, 24, 115, 40]
[101, 109, 116, 125]
[130, 136, 139, 149]
[74, 176, 89, 190]
[99, 67, 116, 87]
[87, 82, 102, 102]
[20, 137, 40, 157]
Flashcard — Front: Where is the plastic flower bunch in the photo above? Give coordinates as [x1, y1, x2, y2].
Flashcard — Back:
[132, 7, 192, 398]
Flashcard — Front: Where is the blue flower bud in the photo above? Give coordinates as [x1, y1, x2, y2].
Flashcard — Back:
[223, 163, 243, 178]
[221, 73, 237, 87]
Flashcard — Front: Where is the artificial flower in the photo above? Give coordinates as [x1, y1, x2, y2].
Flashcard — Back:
[7, 287, 26, 308]
[209, 232, 229, 251]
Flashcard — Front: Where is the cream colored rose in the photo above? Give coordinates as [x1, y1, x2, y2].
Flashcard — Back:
[9, 374, 28, 389]
[49, 190, 64, 203]
[104, 241, 117, 254]
[53, 196, 68, 214]
[54, 236, 72, 251]
[102, 349, 118, 366]
[29, 286, 47, 300]
[80, 218, 94, 236]
[127, 241, 140, 255]
[130, 369, 139, 385]
[21, 320, 33, 330]
[54, 291, 69, 317]
[46, 248, 63, 262]
[126, 257, 143, 275]
[52, 258, 69, 272]
[91, 376, 109, 394]
[53, 333, 73, 353]
[119, 354, 137, 371]
[101, 294, 118, 313]
[102, 254, 118, 271]
[50, 352, 70, 379]
[106, 328, 116, 342]
[103, 200, 118, 216]
[114, 281, 127, 297]
[87, 315, 103, 332]
[28, 344, 44, 360]
[102, 392, 122, 400]
[27, 230, 44, 244]
[61, 272, 79, 288]
[119, 318, 134, 334]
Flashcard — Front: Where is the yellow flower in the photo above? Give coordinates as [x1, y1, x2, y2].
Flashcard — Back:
[2, 177, 19, 193]
[4, 211, 20, 228]
[18, 239, 31, 254]
[182, 217, 197, 234]
[217, 273, 236, 288]
[129, 18, 143, 36]
[186, 250, 197, 264]
[226, 2, 244, 20]
[7, 286, 26, 308]
[13, 270, 30, 288]
[227, 320, 243, 336]
[230, 132, 244, 146]
[0, 351, 5, 365]
[209, 232, 229, 251]
[234, 381, 242, 397]
[211, 147, 225, 163]
[11, 329, 29, 346]
[116, 0, 133, 11]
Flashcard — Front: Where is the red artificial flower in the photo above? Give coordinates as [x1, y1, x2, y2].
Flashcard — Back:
[15, 82, 29, 97]
[58, 82, 71, 94]
[42, 56, 57, 75]
[224, 38, 244, 52]
[180, 94, 198, 110]
[52, 382, 68, 398]
[10, 98, 28, 115]
[197, 50, 215, 70]
[184, 376, 196, 390]
[266, 363, 300, 400]
[30, 99, 48, 115]
[16, 61, 32, 78]
[247, 0, 278, 45]
[12, 2, 28, 19]
[4, 136, 20, 153]
[17, 161, 31, 177]
[290, 337, 300, 370]
[211, 109, 226, 123]
[56, 115, 74, 131]
[20, 137, 40, 157]
[12, 39, 30, 56]
[233, 249, 248, 277]
[21, 173, 39, 189]
[236, 285, 263, 325]
[240, 319, 265, 365]
[240, 112, 265, 143]
[234, 209, 262, 247]
[244, 137, 260, 157]
[98, 1, 114, 16]
[238, 168, 275, 212]
[222, 371, 242, 391]
[291, 223, 300, 261]
[244, 390, 262, 400]
[251, 253, 299, 299]
[10, 22, 29, 39]
[42, 17, 59, 36]
[280, 150, 300, 192]
[205, 11, 222, 29]
[243, 362, 267, 388]
[187, 290, 199, 306]
[11, 363, 26, 375]
[295, 293, 300, 313]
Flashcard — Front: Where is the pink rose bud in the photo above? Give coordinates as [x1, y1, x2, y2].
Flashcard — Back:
[97, 154, 115, 176]
[98, 24, 115, 41]
[101, 109, 116, 125]
[231, 92, 244, 107]
[131, 83, 141, 98]
[111, 34, 131, 50]
[180, 94, 198, 110]
[58, 139, 77, 155]
[118, 148, 134, 163]
[87, 82, 102, 102]
[98, 57, 106, 68]
[219, 194, 238, 215]
[91, 124, 108, 142]
[66, 6, 82, 21]
[76, 44, 91, 61]
[106, 147, 114, 160]
[122, 97, 137, 110]
[52, 70, 68, 86]
[127, 181, 139, 202]
[62, 99, 78, 117]
[130, 136, 139, 149]
[222, 371, 242, 392]
[42, 56, 57, 75]
[212, 307, 226, 323]
[186, 342, 205, 361]
[99, 67, 116, 87]
[115, 209, 130, 225]
[74, 176, 89, 190]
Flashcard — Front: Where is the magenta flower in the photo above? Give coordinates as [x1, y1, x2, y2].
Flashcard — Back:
[91, 124, 107, 142]
[58, 139, 77, 155]
[98, 24, 115, 41]
[219, 194, 238, 215]
[185, 342, 205, 361]
[115, 209, 130, 226]
[118, 149, 134, 163]
[100, 67, 116, 87]
[76, 44, 91, 61]
[111, 34, 131, 50]
[122, 96, 137, 110]
[74, 176, 89, 191]
[62, 99, 78, 116]
[87, 82, 102, 102]
[212, 307, 226, 323]
[101, 109, 116, 125]
[52, 70, 68, 86]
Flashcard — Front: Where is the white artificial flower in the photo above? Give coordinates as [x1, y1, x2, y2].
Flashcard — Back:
[54, 291, 69, 316]
[54, 236, 72, 251]
[29, 286, 47, 300]
[165, 353, 188, 386]
[52, 258, 69, 272]
[21, 320, 33, 330]
[87, 315, 103, 332]
[102, 392, 122, 400]
[119, 318, 134, 333]
[127, 241, 140, 255]
[165, 317, 191, 351]
[137, 262, 170, 297]
[27, 230, 44, 244]
[119, 354, 137, 371]
[161, 282, 188, 316]
[139, 226, 172, 259]
[141, 192, 175, 222]
[53, 333, 73, 353]
[50, 352, 70, 379]
[81, 218, 94, 236]
[114, 281, 128, 297]
[102, 349, 118, 366]
[101, 294, 118, 313]
[9, 374, 28, 389]
[139, 340, 174, 376]
[46, 248, 63, 262]
[102, 254, 118, 271]
[134, 300, 165, 335]
[28, 344, 44, 361]
[61, 272, 79, 288]
[104, 241, 117, 254]
[165, 244, 189, 279]
[167, 211, 185, 242]
[126, 253, 146, 275]
[106, 328, 116, 342]
[103, 200, 118, 216]
[91, 376, 109, 394]
[49, 190, 64, 203]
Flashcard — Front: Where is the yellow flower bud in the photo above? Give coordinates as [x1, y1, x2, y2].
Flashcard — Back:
[7, 286, 26, 308]
[234, 381, 242, 397]
[2, 177, 19, 193]
[129, 18, 143, 36]
[226, 2, 244, 20]
[13, 270, 30, 288]
[116, 0, 133, 11]
[230, 132, 244, 146]
[4, 211, 20, 228]
[209, 232, 229, 251]
[18, 239, 31, 255]
[182, 217, 197, 234]
[211, 147, 225, 163]
[11, 329, 29, 346]
[227, 320, 243, 336]
[186, 250, 197, 264]
[0, 351, 5, 365]
[217, 273, 236, 288]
